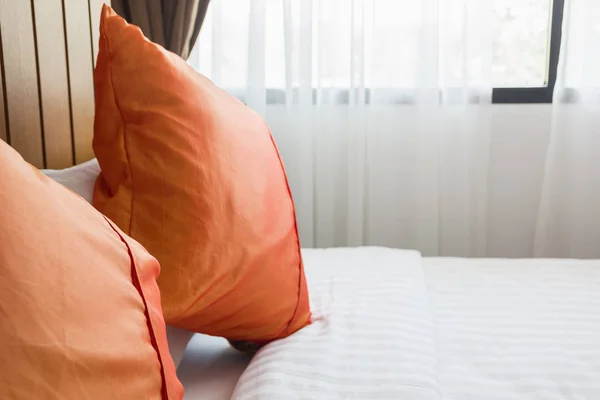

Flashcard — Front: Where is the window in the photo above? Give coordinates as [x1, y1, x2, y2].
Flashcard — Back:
[191, 0, 566, 104]
[492, 0, 565, 103]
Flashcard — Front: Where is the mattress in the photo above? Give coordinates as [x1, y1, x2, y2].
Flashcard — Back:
[227, 247, 600, 400]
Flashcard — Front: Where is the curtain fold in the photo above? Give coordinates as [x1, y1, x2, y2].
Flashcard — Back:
[188, 0, 600, 259]
[533, 0, 600, 258]
[112, 0, 210, 59]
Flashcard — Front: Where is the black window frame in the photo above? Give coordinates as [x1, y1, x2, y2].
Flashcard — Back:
[492, 0, 565, 104]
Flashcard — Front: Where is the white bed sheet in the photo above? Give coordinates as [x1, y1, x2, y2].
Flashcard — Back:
[229, 247, 600, 400]
[425, 257, 600, 399]
[178, 334, 253, 399]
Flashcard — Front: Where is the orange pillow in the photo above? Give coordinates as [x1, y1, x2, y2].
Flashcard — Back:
[93, 5, 310, 344]
[0, 141, 182, 399]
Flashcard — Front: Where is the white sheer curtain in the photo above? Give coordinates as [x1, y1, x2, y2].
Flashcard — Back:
[533, 0, 600, 258]
[189, 0, 600, 258]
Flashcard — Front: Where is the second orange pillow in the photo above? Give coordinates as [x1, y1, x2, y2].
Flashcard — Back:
[93, 6, 310, 344]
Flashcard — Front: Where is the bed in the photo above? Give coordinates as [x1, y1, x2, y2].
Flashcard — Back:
[175, 247, 600, 399]
[3, 2, 600, 399]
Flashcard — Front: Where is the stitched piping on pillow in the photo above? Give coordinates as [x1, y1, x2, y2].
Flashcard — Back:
[103, 216, 170, 400]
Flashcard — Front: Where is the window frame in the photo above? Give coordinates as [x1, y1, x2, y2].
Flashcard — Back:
[226, 0, 567, 106]
[492, 0, 566, 104]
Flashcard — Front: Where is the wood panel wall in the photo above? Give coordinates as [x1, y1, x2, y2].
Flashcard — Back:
[0, 0, 109, 169]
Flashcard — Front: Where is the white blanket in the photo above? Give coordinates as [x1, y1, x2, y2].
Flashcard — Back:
[232, 247, 600, 400]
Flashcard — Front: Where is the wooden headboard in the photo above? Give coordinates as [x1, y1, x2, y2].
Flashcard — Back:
[0, 0, 109, 169]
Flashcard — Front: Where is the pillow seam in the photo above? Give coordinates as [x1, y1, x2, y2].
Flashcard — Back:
[103, 216, 170, 400]
[262, 119, 310, 338]
[100, 16, 135, 236]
